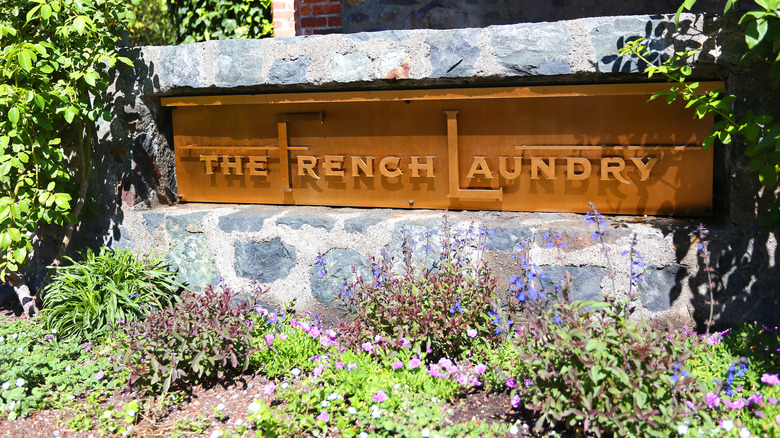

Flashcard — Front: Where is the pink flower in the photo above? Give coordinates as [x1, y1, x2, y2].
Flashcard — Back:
[761, 373, 780, 386]
[335, 361, 345, 370]
[469, 376, 481, 387]
[408, 357, 421, 369]
[372, 390, 388, 403]
[466, 328, 477, 338]
[264, 334, 275, 346]
[277, 333, 288, 341]
[747, 394, 763, 406]
[320, 336, 334, 348]
[84, 344, 92, 352]
[474, 364, 487, 375]
[705, 392, 721, 409]
[309, 327, 322, 339]
[374, 334, 382, 343]
[96, 370, 105, 380]
[511, 394, 521, 409]
[347, 363, 357, 371]
[391, 360, 403, 370]
[325, 329, 338, 339]
[313, 365, 324, 377]
[316, 411, 329, 423]
[428, 365, 445, 379]
[361, 342, 374, 353]
[506, 378, 517, 389]
[400, 338, 410, 347]
[263, 382, 276, 395]
[776, 413, 780, 426]
[723, 398, 746, 410]
[456, 373, 469, 386]
[437, 358, 457, 374]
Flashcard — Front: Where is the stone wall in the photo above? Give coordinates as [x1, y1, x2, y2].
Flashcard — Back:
[41, 14, 780, 329]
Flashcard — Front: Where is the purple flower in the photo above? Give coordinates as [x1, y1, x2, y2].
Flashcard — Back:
[372, 390, 388, 403]
[706, 392, 721, 409]
[335, 361, 345, 370]
[96, 370, 105, 381]
[506, 378, 517, 389]
[263, 382, 276, 395]
[437, 358, 457, 374]
[316, 411, 330, 423]
[511, 394, 521, 409]
[761, 373, 780, 386]
[400, 338, 410, 347]
[309, 327, 322, 339]
[264, 334, 275, 346]
[361, 342, 374, 353]
[391, 360, 403, 370]
[374, 334, 382, 343]
[523, 379, 532, 387]
[313, 365, 324, 377]
[776, 413, 780, 426]
[347, 363, 357, 371]
[768, 397, 777, 405]
[466, 328, 477, 338]
[474, 364, 487, 375]
[456, 373, 469, 386]
[325, 329, 337, 339]
[408, 357, 421, 369]
[84, 344, 92, 352]
[468, 376, 482, 387]
[747, 394, 763, 406]
[278, 333, 288, 341]
[320, 336, 334, 348]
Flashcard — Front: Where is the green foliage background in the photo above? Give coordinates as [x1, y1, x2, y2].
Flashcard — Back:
[167, 0, 272, 44]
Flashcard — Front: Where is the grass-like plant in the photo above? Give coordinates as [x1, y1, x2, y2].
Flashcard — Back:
[40, 247, 183, 340]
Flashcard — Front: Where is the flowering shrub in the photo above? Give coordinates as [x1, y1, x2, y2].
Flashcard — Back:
[114, 285, 257, 393]
[41, 247, 183, 340]
[325, 221, 499, 359]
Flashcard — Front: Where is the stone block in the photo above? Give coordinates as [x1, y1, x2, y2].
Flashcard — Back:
[310, 248, 371, 306]
[218, 208, 278, 233]
[542, 265, 606, 302]
[343, 210, 394, 233]
[277, 211, 336, 231]
[235, 237, 297, 283]
[426, 28, 480, 78]
[268, 57, 312, 84]
[165, 212, 220, 289]
[636, 264, 684, 312]
[143, 212, 165, 232]
[489, 22, 574, 76]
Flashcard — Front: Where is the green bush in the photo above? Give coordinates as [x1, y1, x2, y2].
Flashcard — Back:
[40, 247, 183, 340]
[0, 0, 133, 295]
[115, 285, 258, 394]
[322, 223, 500, 359]
[127, 0, 173, 45]
[168, 0, 272, 44]
[0, 318, 123, 420]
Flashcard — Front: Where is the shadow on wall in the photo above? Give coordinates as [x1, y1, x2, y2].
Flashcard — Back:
[607, 17, 780, 329]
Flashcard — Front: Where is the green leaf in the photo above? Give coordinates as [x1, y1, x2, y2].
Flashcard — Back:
[33, 93, 45, 110]
[41, 4, 52, 20]
[63, 107, 77, 124]
[73, 16, 86, 34]
[117, 56, 134, 67]
[8, 107, 19, 125]
[680, 65, 692, 76]
[759, 164, 778, 187]
[746, 19, 769, 49]
[741, 123, 761, 142]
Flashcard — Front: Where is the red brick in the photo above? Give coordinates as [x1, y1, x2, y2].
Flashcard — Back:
[313, 3, 341, 15]
[274, 10, 295, 20]
[301, 16, 327, 27]
[310, 27, 339, 35]
[298, 0, 327, 4]
[327, 16, 342, 27]
[298, 5, 312, 16]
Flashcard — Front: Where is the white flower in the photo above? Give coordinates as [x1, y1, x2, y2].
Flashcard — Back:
[0, 336, 5, 342]
[321, 400, 330, 408]
[678, 424, 689, 435]
[15, 378, 24, 387]
[126, 409, 136, 417]
[327, 392, 340, 401]
[348, 407, 357, 415]
[234, 419, 243, 426]
[280, 382, 289, 389]
[370, 404, 378, 411]
[739, 428, 750, 438]
[721, 420, 734, 432]
[51, 329, 57, 334]
[216, 403, 225, 411]
[433, 434, 441, 438]
[209, 430, 221, 438]
[11, 333, 17, 340]
[359, 433, 368, 438]
[430, 397, 439, 403]
[291, 368, 301, 376]
[510, 425, 519, 435]
[8, 401, 15, 410]
[393, 383, 401, 390]
[422, 429, 431, 438]
[65, 366, 71, 372]
[1, 382, 9, 390]
[248, 401, 263, 413]
[372, 410, 381, 419]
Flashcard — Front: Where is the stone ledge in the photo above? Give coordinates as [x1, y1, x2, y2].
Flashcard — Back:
[124, 13, 726, 95]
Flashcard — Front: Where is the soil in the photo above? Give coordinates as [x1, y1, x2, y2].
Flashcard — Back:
[0, 302, 547, 438]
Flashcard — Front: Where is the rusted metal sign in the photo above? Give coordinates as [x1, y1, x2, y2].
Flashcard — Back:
[162, 83, 718, 215]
